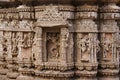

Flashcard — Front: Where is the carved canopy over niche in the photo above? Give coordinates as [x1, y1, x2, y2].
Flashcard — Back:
[35, 5, 74, 27]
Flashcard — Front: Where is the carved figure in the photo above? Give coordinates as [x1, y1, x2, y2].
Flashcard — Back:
[47, 33, 60, 60]
[80, 35, 91, 62]
[12, 33, 18, 54]
[103, 38, 112, 60]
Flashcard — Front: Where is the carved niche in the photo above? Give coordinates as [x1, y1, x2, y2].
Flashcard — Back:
[43, 28, 60, 62]
[46, 32, 60, 61]
[77, 33, 100, 62]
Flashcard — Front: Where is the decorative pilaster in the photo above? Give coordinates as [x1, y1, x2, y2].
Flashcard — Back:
[16, 2, 35, 80]
[75, 1, 99, 80]
[99, 0, 120, 79]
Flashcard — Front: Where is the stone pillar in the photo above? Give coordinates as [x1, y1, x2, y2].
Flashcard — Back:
[99, 0, 120, 80]
[75, 1, 99, 80]
[33, 27, 43, 69]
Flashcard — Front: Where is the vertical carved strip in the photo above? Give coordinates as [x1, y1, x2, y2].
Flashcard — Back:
[60, 27, 69, 64]
[75, 2, 99, 79]
[99, 1, 120, 79]
[34, 27, 43, 66]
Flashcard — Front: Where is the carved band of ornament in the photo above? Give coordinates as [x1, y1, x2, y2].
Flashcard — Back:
[18, 7, 34, 12]
[77, 4, 98, 12]
[101, 0, 119, 3]
[7, 12, 19, 20]
[35, 5, 74, 12]
[76, 71, 97, 77]
[7, 8, 18, 13]
[76, 12, 97, 19]
[0, 9, 7, 14]
[100, 4, 120, 13]
[100, 13, 120, 20]
[76, 0, 97, 2]
[35, 71, 74, 78]
[100, 63, 119, 69]
[76, 65, 98, 71]
[19, 12, 34, 20]
[0, 28, 33, 32]
[0, 14, 6, 19]
[58, 5, 74, 11]
[99, 69, 119, 76]
[35, 6, 46, 12]
[41, 63, 74, 71]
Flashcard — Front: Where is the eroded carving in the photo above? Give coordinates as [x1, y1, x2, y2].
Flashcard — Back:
[46, 32, 60, 61]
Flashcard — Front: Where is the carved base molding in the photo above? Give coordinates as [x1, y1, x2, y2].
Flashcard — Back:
[75, 77, 97, 80]
[37, 62, 74, 71]
[76, 70, 97, 77]
[98, 76, 119, 80]
[35, 70, 74, 78]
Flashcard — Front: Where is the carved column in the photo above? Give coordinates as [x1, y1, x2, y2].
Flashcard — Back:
[16, 3, 35, 80]
[33, 27, 43, 68]
[99, 0, 120, 80]
[75, 1, 99, 80]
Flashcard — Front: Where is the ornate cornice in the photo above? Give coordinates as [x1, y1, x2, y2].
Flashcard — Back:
[77, 4, 98, 12]
[76, 4, 98, 19]
[100, 3, 120, 20]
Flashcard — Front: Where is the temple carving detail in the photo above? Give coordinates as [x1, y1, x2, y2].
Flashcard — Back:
[0, 0, 119, 80]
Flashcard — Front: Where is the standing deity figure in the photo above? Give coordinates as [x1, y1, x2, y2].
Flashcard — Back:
[103, 38, 113, 60]
[81, 35, 91, 62]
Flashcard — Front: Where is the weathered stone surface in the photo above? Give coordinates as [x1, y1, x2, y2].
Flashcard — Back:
[0, 0, 119, 80]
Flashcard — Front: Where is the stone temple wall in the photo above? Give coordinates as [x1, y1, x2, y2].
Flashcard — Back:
[0, 0, 119, 80]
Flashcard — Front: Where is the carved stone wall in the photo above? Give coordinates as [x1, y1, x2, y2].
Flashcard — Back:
[0, 0, 119, 80]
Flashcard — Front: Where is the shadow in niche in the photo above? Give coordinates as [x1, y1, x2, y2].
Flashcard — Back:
[46, 32, 60, 62]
